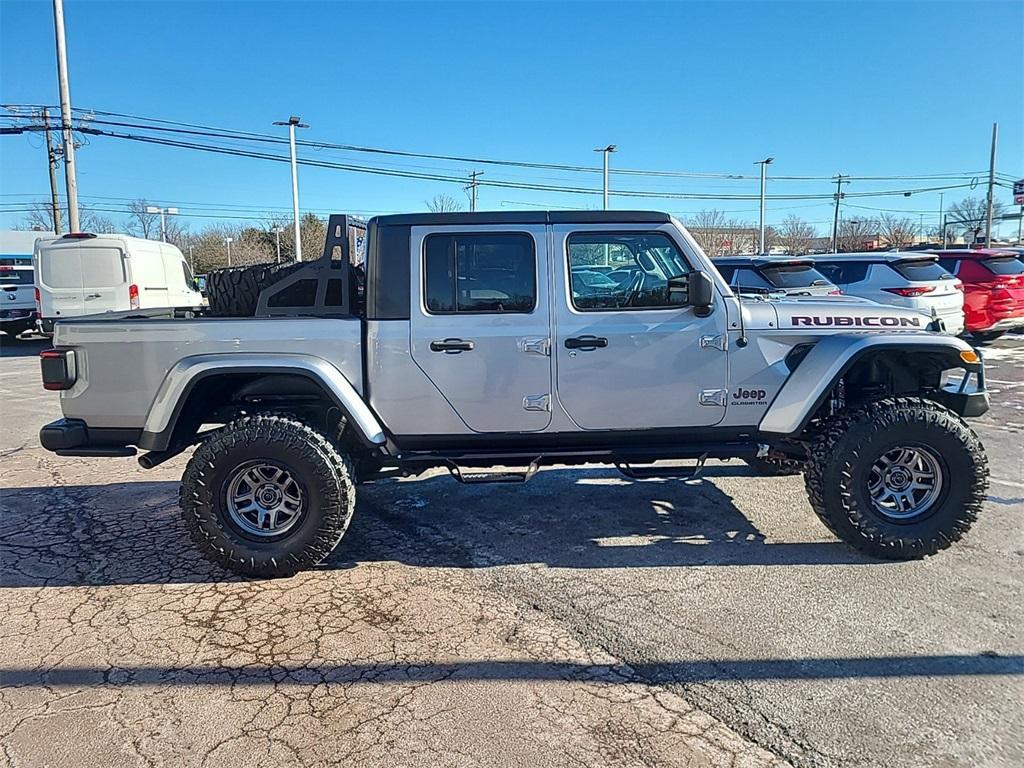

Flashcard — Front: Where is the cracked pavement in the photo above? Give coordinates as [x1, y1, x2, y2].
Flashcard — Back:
[2, 336, 1023, 767]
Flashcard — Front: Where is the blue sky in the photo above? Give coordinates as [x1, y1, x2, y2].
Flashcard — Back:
[1, 0, 1022, 236]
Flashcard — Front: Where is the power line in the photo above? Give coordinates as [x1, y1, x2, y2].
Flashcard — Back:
[2, 103, 1008, 184]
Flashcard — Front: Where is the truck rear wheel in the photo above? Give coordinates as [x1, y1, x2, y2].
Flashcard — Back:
[804, 397, 987, 559]
[179, 414, 355, 577]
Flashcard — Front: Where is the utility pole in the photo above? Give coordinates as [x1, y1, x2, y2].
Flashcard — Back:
[594, 145, 617, 210]
[273, 116, 309, 261]
[225, 237, 233, 267]
[41, 108, 62, 234]
[830, 174, 849, 253]
[466, 170, 483, 212]
[985, 122, 998, 248]
[755, 157, 774, 254]
[52, 0, 80, 231]
[937, 192, 944, 245]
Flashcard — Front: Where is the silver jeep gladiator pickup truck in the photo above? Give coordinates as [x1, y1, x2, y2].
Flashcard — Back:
[39, 211, 990, 577]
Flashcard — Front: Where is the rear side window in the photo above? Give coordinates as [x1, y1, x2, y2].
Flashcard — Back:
[892, 259, 954, 281]
[816, 262, 870, 284]
[937, 258, 959, 274]
[714, 265, 736, 283]
[760, 264, 832, 288]
[423, 232, 536, 314]
[731, 268, 772, 290]
[981, 257, 1024, 276]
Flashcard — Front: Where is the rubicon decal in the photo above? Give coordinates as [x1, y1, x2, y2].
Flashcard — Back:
[791, 316, 922, 328]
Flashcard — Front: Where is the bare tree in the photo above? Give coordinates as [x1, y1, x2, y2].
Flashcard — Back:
[686, 209, 729, 256]
[946, 196, 1005, 244]
[126, 199, 161, 239]
[836, 217, 878, 252]
[18, 201, 116, 234]
[878, 214, 918, 249]
[777, 215, 816, 255]
[425, 193, 463, 213]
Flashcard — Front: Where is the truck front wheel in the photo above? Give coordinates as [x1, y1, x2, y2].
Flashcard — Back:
[179, 414, 355, 577]
[804, 397, 987, 559]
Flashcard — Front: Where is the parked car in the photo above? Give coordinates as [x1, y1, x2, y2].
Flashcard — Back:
[38, 212, 988, 577]
[33, 233, 203, 334]
[711, 256, 841, 297]
[925, 249, 1024, 341]
[807, 252, 965, 335]
[0, 264, 37, 340]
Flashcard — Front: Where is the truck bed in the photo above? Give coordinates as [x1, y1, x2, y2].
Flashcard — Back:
[52, 314, 364, 429]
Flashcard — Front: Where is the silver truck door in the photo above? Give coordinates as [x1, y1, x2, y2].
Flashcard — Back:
[409, 224, 552, 432]
[552, 224, 729, 429]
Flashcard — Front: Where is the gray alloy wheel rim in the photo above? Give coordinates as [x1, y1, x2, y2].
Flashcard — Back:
[225, 460, 305, 537]
[867, 445, 944, 520]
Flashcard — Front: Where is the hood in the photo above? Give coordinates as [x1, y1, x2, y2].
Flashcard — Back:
[772, 295, 932, 331]
[733, 294, 934, 332]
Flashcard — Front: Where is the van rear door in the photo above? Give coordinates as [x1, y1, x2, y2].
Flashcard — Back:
[38, 242, 129, 318]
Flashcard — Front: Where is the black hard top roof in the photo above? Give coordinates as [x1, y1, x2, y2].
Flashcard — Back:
[371, 210, 672, 227]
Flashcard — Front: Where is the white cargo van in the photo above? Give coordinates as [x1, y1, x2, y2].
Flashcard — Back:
[34, 233, 202, 333]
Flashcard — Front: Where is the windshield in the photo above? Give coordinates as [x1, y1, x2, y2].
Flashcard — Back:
[760, 264, 832, 288]
[893, 259, 954, 281]
[982, 257, 1024, 276]
[0, 267, 33, 285]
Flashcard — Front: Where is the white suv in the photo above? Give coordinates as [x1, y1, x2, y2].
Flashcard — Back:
[809, 252, 964, 335]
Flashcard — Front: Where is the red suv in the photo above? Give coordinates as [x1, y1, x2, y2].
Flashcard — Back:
[930, 249, 1024, 341]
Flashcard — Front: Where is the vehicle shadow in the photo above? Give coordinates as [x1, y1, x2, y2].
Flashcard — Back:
[0, 467, 873, 588]
[0, 335, 47, 358]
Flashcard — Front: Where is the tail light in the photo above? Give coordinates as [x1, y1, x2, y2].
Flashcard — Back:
[129, 283, 140, 310]
[40, 348, 77, 391]
[34, 286, 41, 318]
[883, 286, 935, 297]
[828, 289, 843, 295]
[954, 283, 964, 292]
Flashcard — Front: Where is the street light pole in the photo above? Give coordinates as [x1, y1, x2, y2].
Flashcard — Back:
[272, 226, 283, 263]
[51, 0, 80, 231]
[594, 145, 617, 210]
[274, 116, 309, 261]
[145, 205, 178, 242]
[755, 157, 774, 254]
[225, 237, 233, 267]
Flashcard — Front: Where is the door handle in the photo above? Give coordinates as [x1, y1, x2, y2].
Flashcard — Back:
[564, 335, 608, 350]
[430, 338, 475, 353]
[85, 293, 101, 299]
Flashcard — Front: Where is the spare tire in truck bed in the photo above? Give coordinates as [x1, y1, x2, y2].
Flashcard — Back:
[205, 262, 305, 317]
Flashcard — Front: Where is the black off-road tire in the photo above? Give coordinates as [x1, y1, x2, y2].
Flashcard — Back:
[804, 397, 987, 560]
[179, 414, 356, 577]
[743, 455, 804, 476]
[972, 330, 1005, 343]
[205, 262, 305, 317]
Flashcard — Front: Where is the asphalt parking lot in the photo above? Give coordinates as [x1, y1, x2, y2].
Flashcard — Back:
[1, 334, 1022, 768]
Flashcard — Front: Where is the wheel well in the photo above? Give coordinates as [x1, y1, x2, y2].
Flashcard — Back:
[166, 372, 368, 455]
[843, 350, 950, 401]
[806, 348, 967, 429]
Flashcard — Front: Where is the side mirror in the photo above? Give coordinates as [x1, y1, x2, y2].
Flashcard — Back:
[670, 271, 713, 316]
